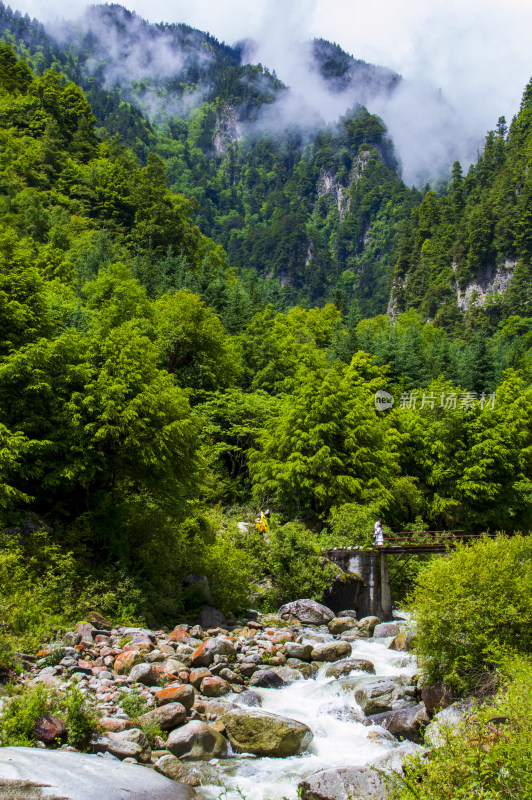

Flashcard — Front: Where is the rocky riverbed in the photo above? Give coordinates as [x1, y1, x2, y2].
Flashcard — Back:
[0, 600, 442, 800]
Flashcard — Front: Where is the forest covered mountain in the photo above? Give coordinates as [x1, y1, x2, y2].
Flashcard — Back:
[0, 2, 532, 629]
[1, 9, 532, 793]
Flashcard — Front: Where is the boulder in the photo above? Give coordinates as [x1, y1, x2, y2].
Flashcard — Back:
[278, 600, 335, 626]
[354, 677, 409, 715]
[338, 610, 358, 619]
[298, 766, 387, 800]
[420, 682, 454, 715]
[189, 668, 212, 688]
[0, 746, 194, 799]
[356, 616, 381, 637]
[137, 702, 187, 731]
[155, 754, 201, 786]
[238, 690, 263, 708]
[284, 642, 313, 661]
[218, 667, 244, 685]
[267, 666, 303, 685]
[129, 663, 158, 686]
[162, 659, 189, 677]
[286, 661, 317, 679]
[373, 622, 401, 638]
[322, 571, 363, 615]
[76, 622, 96, 645]
[249, 669, 287, 689]
[33, 714, 67, 744]
[365, 703, 430, 743]
[324, 658, 375, 679]
[198, 605, 227, 629]
[190, 637, 236, 668]
[113, 652, 137, 674]
[310, 641, 351, 662]
[90, 729, 151, 763]
[99, 718, 134, 733]
[240, 662, 260, 678]
[328, 617, 356, 635]
[370, 741, 424, 773]
[424, 702, 469, 748]
[222, 708, 313, 757]
[86, 611, 112, 630]
[200, 676, 231, 697]
[166, 721, 229, 760]
[156, 684, 195, 711]
[388, 631, 417, 652]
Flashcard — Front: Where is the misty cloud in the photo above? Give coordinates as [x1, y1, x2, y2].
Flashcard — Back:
[48, 4, 213, 121]
[14, 0, 532, 183]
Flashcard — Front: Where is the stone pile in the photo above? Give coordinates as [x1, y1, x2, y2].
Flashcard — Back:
[11, 598, 426, 791]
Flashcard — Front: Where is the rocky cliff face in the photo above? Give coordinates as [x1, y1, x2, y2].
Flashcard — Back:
[454, 260, 516, 312]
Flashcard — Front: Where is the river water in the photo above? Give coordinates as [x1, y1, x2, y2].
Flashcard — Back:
[198, 633, 417, 800]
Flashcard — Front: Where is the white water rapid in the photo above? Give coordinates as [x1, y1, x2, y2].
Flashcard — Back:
[198, 634, 417, 800]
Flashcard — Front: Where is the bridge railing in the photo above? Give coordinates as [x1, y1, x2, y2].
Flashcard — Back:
[382, 530, 471, 547]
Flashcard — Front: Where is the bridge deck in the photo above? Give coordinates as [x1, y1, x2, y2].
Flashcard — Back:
[324, 531, 484, 555]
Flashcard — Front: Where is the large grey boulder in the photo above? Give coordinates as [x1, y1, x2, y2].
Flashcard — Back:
[137, 702, 187, 731]
[354, 677, 409, 715]
[284, 642, 313, 661]
[370, 741, 424, 773]
[0, 746, 195, 799]
[249, 669, 287, 688]
[90, 730, 151, 762]
[278, 599, 335, 626]
[190, 637, 236, 668]
[298, 765, 387, 800]
[222, 708, 313, 757]
[373, 622, 401, 638]
[166, 721, 229, 760]
[424, 702, 469, 747]
[311, 641, 351, 662]
[365, 703, 430, 743]
[324, 657, 375, 679]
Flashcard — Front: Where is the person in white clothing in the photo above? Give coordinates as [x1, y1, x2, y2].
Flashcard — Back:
[373, 518, 385, 546]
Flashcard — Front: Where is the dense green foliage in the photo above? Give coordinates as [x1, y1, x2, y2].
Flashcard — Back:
[408, 536, 532, 694]
[388, 657, 532, 800]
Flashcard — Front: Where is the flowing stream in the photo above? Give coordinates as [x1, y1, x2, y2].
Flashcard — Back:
[198, 634, 417, 800]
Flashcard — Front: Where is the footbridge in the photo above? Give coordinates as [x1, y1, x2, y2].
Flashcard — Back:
[322, 530, 479, 622]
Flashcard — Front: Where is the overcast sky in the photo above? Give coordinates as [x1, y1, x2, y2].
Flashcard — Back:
[8, 0, 532, 178]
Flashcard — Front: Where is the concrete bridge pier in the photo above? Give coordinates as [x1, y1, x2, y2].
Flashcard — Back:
[323, 548, 393, 621]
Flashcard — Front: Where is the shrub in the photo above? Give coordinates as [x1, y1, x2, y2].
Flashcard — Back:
[264, 521, 337, 608]
[387, 656, 532, 800]
[119, 687, 149, 719]
[0, 683, 99, 749]
[407, 534, 532, 694]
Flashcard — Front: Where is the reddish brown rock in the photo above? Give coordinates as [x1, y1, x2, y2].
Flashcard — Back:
[190, 668, 212, 689]
[33, 715, 67, 744]
[114, 651, 137, 674]
[123, 643, 151, 653]
[156, 684, 195, 710]
[168, 630, 191, 642]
